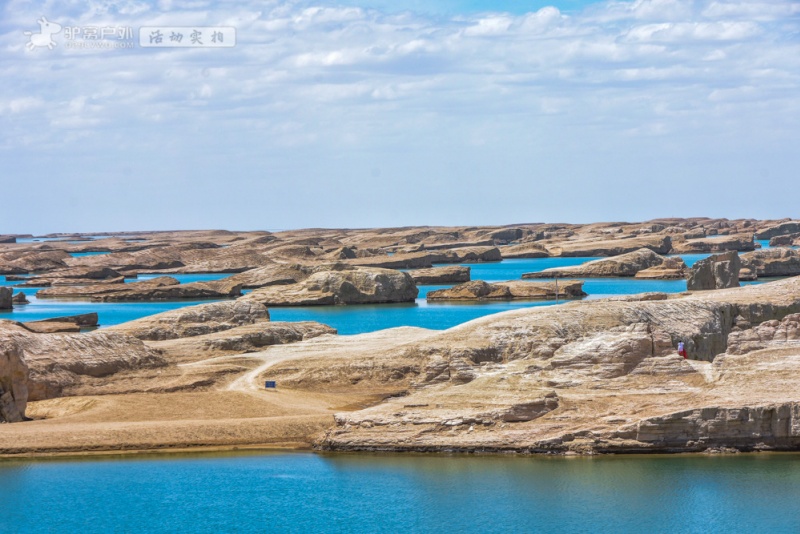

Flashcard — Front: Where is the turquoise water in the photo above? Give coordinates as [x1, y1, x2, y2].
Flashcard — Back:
[1, 451, 800, 533]
[69, 252, 111, 257]
[1, 257, 740, 333]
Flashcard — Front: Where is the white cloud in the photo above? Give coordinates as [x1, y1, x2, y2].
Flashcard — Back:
[0, 0, 799, 231]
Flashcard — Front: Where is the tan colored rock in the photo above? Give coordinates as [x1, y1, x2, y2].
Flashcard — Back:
[0, 250, 70, 274]
[427, 280, 585, 301]
[542, 235, 672, 257]
[523, 249, 679, 279]
[0, 329, 167, 401]
[755, 221, 800, 240]
[0, 331, 28, 422]
[741, 248, 800, 278]
[36, 276, 242, 301]
[687, 251, 741, 291]
[243, 267, 418, 306]
[500, 243, 549, 259]
[634, 257, 687, 279]
[150, 321, 337, 362]
[673, 234, 755, 254]
[106, 300, 270, 341]
[407, 266, 470, 285]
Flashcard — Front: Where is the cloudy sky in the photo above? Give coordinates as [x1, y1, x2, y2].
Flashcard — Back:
[1, 0, 798, 234]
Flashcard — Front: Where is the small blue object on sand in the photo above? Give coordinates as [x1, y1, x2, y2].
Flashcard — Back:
[265, 381, 276, 389]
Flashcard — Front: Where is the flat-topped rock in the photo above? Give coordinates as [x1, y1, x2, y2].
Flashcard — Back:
[149, 321, 337, 362]
[243, 267, 418, 306]
[427, 280, 586, 301]
[35, 276, 242, 301]
[499, 243, 549, 259]
[21, 313, 99, 334]
[542, 235, 672, 257]
[673, 234, 755, 254]
[769, 234, 800, 247]
[0, 250, 70, 274]
[634, 257, 687, 279]
[755, 221, 800, 240]
[407, 266, 471, 285]
[106, 300, 270, 341]
[741, 248, 800, 278]
[522, 249, 680, 279]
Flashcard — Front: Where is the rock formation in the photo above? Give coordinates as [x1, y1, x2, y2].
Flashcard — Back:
[0, 287, 11, 310]
[243, 267, 418, 306]
[0, 329, 28, 422]
[407, 266, 471, 285]
[672, 234, 755, 254]
[755, 221, 800, 240]
[634, 257, 687, 279]
[542, 235, 672, 257]
[687, 251, 741, 291]
[741, 248, 800, 278]
[522, 249, 680, 279]
[36, 276, 242, 301]
[106, 300, 271, 341]
[22, 313, 99, 333]
[427, 280, 586, 301]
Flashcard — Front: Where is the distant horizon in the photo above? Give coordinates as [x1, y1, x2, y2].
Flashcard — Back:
[5, 214, 796, 238]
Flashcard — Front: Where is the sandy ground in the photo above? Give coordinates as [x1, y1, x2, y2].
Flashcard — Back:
[0, 329, 432, 457]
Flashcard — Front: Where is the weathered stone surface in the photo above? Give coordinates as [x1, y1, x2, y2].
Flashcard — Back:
[407, 266, 471, 285]
[634, 257, 688, 279]
[755, 221, 800, 240]
[0, 250, 70, 274]
[673, 234, 755, 254]
[542, 235, 672, 257]
[0, 287, 11, 310]
[687, 251, 741, 291]
[106, 300, 271, 341]
[348, 252, 450, 269]
[0, 329, 167, 401]
[768, 234, 800, 247]
[36, 276, 242, 301]
[427, 280, 586, 301]
[243, 267, 418, 306]
[0, 332, 28, 422]
[311, 278, 800, 453]
[22, 313, 99, 333]
[11, 292, 29, 305]
[150, 321, 337, 361]
[522, 249, 678, 279]
[741, 248, 800, 278]
[499, 243, 549, 259]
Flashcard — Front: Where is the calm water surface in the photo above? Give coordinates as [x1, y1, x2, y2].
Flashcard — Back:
[3, 256, 751, 334]
[1, 451, 799, 533]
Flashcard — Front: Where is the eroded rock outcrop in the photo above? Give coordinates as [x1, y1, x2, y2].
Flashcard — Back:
[687, 251, 741, 291]
[673, 234, 755, 254]
[542, 235, 672, 257]
[0, 287, 11, 310]
[0, 329, 28, 422]
[522, 249, 681, 279]
[407, 266, 471, 285]
[36, 276, 242, 301]
[427, 280, 585, 301]
[106, 300, 270, 341]
[741, 248, 800, 278]
[243, 267, 418, 306]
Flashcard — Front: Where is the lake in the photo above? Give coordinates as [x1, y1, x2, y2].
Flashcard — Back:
[1, 451, 799, 533]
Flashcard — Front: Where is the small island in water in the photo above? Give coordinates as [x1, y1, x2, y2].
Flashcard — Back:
[2, 217, 800, 456]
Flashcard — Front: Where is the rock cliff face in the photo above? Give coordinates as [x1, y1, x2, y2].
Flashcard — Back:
[36, 277, 242, 301]
[0, 287, 11, 310]
[427, 280, 585, 301]
[243, 267, 418, 306]
[261, 278, 800, 453]
[542, 235, 672, 257]
[741, 248, 800, 278]
[407, 266, 471, 285]
[687, 251, 741, 291]
[106, 300, 270, 341]
[0, 329, 28, 422]
[755, 221, 800, 240]
[522, 249, 679, 278]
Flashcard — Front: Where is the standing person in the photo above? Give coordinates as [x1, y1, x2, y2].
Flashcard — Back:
[678, 341, 687, 359]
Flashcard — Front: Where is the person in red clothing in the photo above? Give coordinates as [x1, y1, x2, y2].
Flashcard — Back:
[677, 341, 687, 359]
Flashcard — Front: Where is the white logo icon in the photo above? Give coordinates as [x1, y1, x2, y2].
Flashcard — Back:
[24, 17, 62, 50]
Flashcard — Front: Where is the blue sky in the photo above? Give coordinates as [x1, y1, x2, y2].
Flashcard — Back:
[1, 0, 799, 234]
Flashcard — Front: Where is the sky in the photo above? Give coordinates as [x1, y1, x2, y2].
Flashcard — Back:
[1, 0, 799, 234]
